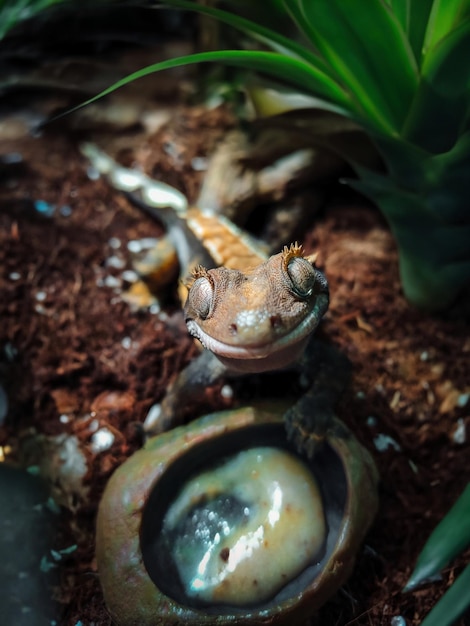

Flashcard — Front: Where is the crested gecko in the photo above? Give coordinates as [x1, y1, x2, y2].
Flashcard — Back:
[82, 144, 349, 454]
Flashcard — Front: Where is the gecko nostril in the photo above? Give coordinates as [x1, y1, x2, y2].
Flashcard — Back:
[229, 323, 238, 335]
[270, 315, 282, 329]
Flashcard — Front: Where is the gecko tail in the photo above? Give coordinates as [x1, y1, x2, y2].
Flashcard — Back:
[80, 143, 188, 214]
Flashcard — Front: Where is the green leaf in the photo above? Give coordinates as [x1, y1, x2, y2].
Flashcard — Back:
[422, 0, 470, 59]
[280, 0, 331, 62]
[387, 0, 410, 33]
[348, 176, 470, 308]
[419, 563, 470, 626]
[404, 484, 470, 592]
[402, 85, 467, 154]
[387, 0, 434, 65]
[368, 133, 430, 189]
[291, 0, 418, 133]
[422, 17, 470, 96]
[403, 18, 470, 152]
[55, 50, 353, 120]
[157, 0, 328, 69]
[433, 130, 470, 183]
[422, 132, 470, 220]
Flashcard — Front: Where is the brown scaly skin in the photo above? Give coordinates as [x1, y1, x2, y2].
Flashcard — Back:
[154, 244, 347, 443]
[80, 144, 349, 447]
[184, 244, 329, 373]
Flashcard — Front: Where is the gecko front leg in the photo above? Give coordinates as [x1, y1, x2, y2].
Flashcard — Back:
[283, 337, 352, 458]
[143, 349, 230, 435]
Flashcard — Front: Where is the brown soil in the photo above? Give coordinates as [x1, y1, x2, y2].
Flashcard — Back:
[0, 92, 469, 626]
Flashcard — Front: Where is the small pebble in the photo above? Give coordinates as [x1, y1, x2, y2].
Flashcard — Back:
[366, 416, 377, 428]
[121, 270, 139, 283]
[9, 271, 21, 281]
[103, 275, 121, 289]
[356, 390, 366, 399]
[420, 351, 429, 361]
[46, 497, 61, 514]
[105, 255, 126, 269]
[35, 291, 47, 302]
[149, 303, 161, 315]
[34, 200, 55, 217]
[50, 549, 63, 562]
[457, 393, 469, 408]
[59, 205, 72, 217]
[88, 419, 99, 433]
[144, 403, 162, 430]
[40, 556, 56, 573]
[127, 240, 142, 254]
[127, 238, 159, 254]
[220, 384, 233, 399]
[373, 433, 401, 452]
[59, 414, 70, 424]
[90, 428, 115, 454]
[452, 418, 466, 444]
[108, 237, 121, 249]
[191, 156, 208, 171]
[391, 617, 406, 626]
[121, 337, 132, 350]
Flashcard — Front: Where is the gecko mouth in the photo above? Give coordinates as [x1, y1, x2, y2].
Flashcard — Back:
[186, 304, 326, 362]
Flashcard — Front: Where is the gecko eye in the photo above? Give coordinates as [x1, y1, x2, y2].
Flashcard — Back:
[188, 276, 214, 320]
[286, 257, 317, 298]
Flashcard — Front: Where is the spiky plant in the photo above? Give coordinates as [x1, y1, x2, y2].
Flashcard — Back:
[405, 483, 470, 626]
[62, 0, 470, 310]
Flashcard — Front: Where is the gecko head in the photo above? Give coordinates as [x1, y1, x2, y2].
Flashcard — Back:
[183, 243, 329, 373]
